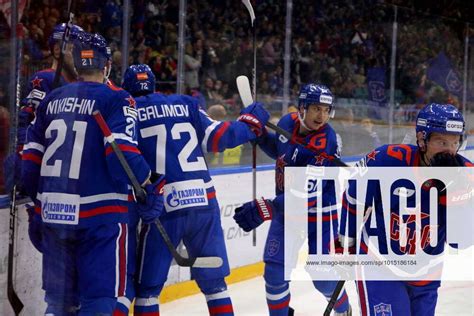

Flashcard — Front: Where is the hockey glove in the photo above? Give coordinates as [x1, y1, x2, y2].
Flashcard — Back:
[137, 175, 166, 224]
[237, 102, 270, 137]
[430, 152, 463, 166]
[233, 198, 273, 232]
[26, 204, 43, 253]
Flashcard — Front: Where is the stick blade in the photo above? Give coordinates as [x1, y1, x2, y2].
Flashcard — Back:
[8, 288, 24, 315]
[236, 75, 254, 106]
[192, 256, 223, 268]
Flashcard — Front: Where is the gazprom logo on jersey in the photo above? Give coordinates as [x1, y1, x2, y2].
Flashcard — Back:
[446, 120, 463, 133]
[41, 192, 80, 225]
[164, 179, 209, 212]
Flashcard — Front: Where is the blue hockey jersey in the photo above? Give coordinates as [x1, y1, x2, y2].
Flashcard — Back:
[135, 92, 257, 213]
[258, 112, 341, 217]
[23, 68, 68, 109]
[21, 81, 151, 228]
[340, 144, 473, 257]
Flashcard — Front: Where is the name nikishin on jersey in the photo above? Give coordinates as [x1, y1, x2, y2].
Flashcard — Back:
[46, 97, 95, 115]
[138, 104, 190, 121]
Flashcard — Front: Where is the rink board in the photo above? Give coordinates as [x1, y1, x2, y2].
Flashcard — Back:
[0, 148, 473, 313]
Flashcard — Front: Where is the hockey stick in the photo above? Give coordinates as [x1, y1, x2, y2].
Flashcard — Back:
[7, 21, 24, 316]
[236, 75, 348, 167]
[241, 0, 258, 247]
[323, 280, 345, 316]
[93, 110, 223, 268]
[52, 0, 74, 89]
[8, 185, 23, 315]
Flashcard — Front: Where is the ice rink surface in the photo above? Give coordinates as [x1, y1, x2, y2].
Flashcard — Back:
[161, 277, 474, 315]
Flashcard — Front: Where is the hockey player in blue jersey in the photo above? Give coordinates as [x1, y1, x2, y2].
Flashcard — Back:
[21, 33, 163, 316]
[339, 103, 473, 316]
[3, 23, 85, 256]
[233, 84, 352, 315]
[20, 23, 84, 145]
[121, 64, 270, 316]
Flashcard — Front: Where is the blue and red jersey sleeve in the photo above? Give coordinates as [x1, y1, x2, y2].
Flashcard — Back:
[21, 97, 50, 199]
[103, 90, 151, 185]
[197, 107, 257, 153]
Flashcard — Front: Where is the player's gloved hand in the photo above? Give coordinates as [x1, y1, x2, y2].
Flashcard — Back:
[430, 152, 463, 166]
[237, 102, 270, 137]
[137, 175, 166, 224]
[26, 204, 43, 253]
[3, 152, 21, 193]
[233, 197, 273, 232]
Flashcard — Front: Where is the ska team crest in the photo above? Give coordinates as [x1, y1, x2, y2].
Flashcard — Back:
[266, 239, 280, 257]
[374, 303, 392, 316]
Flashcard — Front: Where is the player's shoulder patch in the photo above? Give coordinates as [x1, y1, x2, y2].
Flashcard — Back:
[278, 112, 297, 129]
[290, 112, 298, 121]
[364, 144, 418, 166]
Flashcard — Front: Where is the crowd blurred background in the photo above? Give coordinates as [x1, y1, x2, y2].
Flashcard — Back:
[0, 0, 473, 194]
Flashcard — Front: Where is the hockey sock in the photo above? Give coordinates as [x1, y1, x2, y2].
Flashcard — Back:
[312, 280, 350, 313]
[112, 296, 132, 316]
[332, 289, 350, 313]
[134, 297, 160, 316]
[265, 282, 291, 316]
[205, 291, 234, 316]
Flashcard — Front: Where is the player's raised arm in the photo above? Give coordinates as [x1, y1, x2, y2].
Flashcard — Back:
[20, 96, 50, 201]
[198, 100, 270, 153]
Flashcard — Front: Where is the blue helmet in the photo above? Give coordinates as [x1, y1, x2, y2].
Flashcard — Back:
[298, 83, 334, 111]
[122, 64, 156, 96]
[48, 23, 84, 52]
[416, 103, 465, 141]
[72, 32, 111, 70]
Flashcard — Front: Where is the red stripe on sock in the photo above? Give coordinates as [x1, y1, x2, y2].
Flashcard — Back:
[134, 312, 160, 316]
[334, 292, 348, 308]
[209, 304, 234, 315]
[207, 191, 216, 199]
[268, 297, 290, 310]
